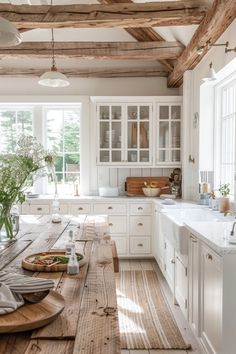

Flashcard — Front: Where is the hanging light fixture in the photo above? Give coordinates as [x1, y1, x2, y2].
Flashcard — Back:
[0, 17, 22, 47]
[38, 27, 70, 87]
[202, 62, 217, 82]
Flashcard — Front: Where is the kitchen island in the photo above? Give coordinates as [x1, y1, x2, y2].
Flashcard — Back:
[0, 215, 120, 354]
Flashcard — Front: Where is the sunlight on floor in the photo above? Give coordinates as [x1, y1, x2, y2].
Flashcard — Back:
[118, 312, 146, 334]
[117, 289, 144, 313]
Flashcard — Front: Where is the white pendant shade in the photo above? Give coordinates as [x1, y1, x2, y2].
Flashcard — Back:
[0, 17, 22, 47]
[202, 62, 217, 82]
[38, 67, 70, 88]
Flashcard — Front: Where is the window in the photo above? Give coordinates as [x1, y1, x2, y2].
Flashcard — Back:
[0, 108, 33, 153]
[45, 106, 81, 195]
[0, 104, 81, 195]
[215, 76, 236, 199]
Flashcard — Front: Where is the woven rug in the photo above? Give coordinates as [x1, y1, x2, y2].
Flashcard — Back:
[116, 270, 191, 350]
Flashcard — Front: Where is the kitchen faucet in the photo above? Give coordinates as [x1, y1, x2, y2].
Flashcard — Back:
[224, 210, 236, 236]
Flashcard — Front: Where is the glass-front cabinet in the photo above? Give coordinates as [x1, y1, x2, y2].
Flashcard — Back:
[156, 103, 181, 165]
[97, 102, 152, 165]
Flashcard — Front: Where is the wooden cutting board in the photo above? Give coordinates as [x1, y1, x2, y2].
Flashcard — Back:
[126, 176, 170, 196]
[0, 291, 65, 333]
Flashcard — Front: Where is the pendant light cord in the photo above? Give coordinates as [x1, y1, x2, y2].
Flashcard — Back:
[50, 0, 56, 70]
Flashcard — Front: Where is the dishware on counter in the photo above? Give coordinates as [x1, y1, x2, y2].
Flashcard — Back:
[142, 187, 161, 197]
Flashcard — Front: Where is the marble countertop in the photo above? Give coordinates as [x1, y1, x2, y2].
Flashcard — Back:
[185, 221, 236, 256]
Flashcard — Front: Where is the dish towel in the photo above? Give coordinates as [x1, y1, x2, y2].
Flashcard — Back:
[0, 283, 24, 315]
[0, 272, 55, 315]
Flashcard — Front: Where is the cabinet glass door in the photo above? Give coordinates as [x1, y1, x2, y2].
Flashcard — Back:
[98, 105, 122, 163]
[126, 104, 151, 163]
[157, 104, 181, 164]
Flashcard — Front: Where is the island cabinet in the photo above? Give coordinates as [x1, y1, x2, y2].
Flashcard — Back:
[187, 231, 236, 354]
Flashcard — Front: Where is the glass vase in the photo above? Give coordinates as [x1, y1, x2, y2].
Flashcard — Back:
[0, 205, 19, 242]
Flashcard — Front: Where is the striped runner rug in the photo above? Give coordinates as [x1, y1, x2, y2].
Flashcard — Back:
[116, 270, 191, 350]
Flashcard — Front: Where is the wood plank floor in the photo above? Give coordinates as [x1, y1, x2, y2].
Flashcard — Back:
[119, 259, 203, 354]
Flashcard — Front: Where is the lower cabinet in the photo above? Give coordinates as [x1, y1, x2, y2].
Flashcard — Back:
[200, 243, 222, 354]
[164, 238, 175, 292]
[174, 251, 188, 318]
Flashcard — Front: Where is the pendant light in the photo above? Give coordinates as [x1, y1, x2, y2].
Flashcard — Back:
[38, 27, 70, 87]
[202, 62, 217, 82]
[0, 17, 22, 47]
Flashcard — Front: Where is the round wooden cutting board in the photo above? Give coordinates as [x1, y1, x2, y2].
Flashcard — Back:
[0, 291, 65, 333]
[22, 251, 86, 272]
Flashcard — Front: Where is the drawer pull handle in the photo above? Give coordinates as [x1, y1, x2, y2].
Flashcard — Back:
[138, 223, 143, 226]
[78, 207, 83, 210]
[108, 206, 113, 210]
[206, 253, 213, 260]
[137, 243, 143, 247]
[109, 223, 113, 226]
[37, 207, 42, 211]
[170, 258, 175, 264]
[138, 207, 143, 210]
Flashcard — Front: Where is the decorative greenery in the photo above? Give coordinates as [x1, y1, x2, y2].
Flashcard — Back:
[218, 183, 230, 197]
[0, 135, 55, 240]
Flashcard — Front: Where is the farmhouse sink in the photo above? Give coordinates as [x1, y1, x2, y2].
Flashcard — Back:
[160, 208, 229, 256]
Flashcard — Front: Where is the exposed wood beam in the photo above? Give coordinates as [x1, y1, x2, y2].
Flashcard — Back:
[0, 1, 210, 29]
[99, 0, 174, 72]
[0, 41, 184, 60]
[0, 67, 168, 78]
[168, 0, 236, 87]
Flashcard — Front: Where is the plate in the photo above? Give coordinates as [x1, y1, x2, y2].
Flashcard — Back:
[26, 193, 39, 198]
[228, 237, 236, 244]
[22, 251, 86, 272]
[0, 290, 65, 333]
[160, 194, 176, 199]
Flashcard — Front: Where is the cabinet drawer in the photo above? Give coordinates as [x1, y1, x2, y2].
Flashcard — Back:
[93, 203, 127, 214]
[108, 216, 127, 234]
[129, 203, 152, 215]
[111, 236, 129, 256]
[57, 204, 69, 214]
[70, 204, 91, 214]
[130, 237, 151, 254]
[129, 216, 151, 235]
[29, 204, 50, 214]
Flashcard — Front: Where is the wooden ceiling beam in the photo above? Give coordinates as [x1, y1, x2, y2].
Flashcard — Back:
[0, 1, 210, 29]
[99, 0, 174, 72]
[0, 41, 184, 60]
[168, 0, 236, 87]
[0, 67, 168, 78]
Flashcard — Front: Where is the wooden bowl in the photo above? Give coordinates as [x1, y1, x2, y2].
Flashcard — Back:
[22, 290, 50, 303]
[142, 187, 161, 197]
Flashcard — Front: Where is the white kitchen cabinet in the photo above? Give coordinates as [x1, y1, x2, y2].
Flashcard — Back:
[108, 215, 127, 234]
[174, 251, 188, 319]
[188, 233, 200, 337]
[164, 238, 175, 292]
[95, 101, 152, 165]
[93, 203, 127, 214]
[70, 203, 91, 215]
[130, 236, 151, 255]
[23, 203, 50, 215]
[111, 236, 129, 256]
[153, 206, 165, 273]
[200, 243, 222, 354]
[156, 99, 182, 166]
[129, 215, 151, 235]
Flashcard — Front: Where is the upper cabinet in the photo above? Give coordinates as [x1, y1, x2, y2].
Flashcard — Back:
[92, 97, 182, 167]
[156, 100, 182, 166]
[97, 101, 152, 165]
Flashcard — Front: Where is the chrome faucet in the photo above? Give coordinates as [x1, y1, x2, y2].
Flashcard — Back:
[224, 210, 236, 236]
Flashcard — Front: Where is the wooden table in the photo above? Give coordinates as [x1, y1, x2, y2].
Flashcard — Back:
[0, 214, 121, 354]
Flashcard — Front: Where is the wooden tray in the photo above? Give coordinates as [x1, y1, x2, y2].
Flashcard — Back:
[126, 176, 170, 196]
[0, 290, 65, 333]
[22, 251, 86, 272]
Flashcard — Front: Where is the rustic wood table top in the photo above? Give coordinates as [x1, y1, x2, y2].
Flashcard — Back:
[0, 214, 120, 354]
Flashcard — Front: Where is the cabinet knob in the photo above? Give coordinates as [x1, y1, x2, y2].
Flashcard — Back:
[137, 243, 143, 247]
[138, 207, 143, 210]
[37, 207, 42, 211]
[138, 223, 143, 226]
[206, 253, 213, 260]
[108, 206, 113, 210]
[109, 223, 113, 226]
[170, 258, 175, 264]
[78, 207, 83, 210]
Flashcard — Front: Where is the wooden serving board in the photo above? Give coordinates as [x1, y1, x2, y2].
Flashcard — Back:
[126, 176, 170, 196]
[0, 291, 65, 333]
[22, 251, 86, 272]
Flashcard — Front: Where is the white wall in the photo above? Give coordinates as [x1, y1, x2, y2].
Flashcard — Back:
[182, 19, 236, 201]
[0, 77, 179, 96]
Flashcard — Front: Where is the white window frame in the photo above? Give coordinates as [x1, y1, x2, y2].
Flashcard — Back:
[214, 73, 236, 200]
[0, 96, 90, 196]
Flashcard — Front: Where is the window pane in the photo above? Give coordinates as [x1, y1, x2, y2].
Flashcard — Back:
[64, 110, 80, 152]
[46, 110, 63, 151]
